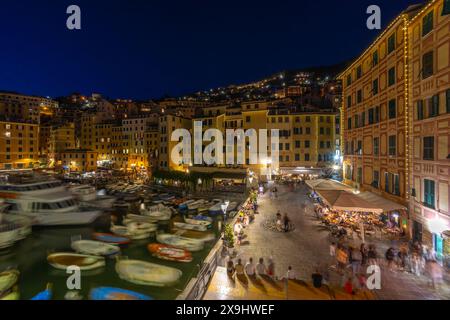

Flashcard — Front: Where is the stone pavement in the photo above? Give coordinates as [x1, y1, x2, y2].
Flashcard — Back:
[206, 183, 450, 300]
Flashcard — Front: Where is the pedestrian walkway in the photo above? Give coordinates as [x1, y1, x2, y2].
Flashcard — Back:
[203, 267, 375, 300]
[204, 183, 450, 300]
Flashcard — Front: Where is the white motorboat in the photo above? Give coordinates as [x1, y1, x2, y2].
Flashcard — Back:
[69, 185, 97, 202]
[140, 204, 172, 221]
[47, 252, 105, 271]
[184, 218, 212, 228]
[1, 214, 32, 240]
[0, 223, 20, 249]
[173, 222, 207, 232]
[115, 260, 182, 286]
[71, 240, 120, 256]
[80, 195, 116, 209]
[110, 225, 151, 240]
[156, 233, 204, 252]
[0, 178, 103, 226]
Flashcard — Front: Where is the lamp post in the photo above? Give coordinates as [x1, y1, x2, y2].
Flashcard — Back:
[221, 200, 230, 224]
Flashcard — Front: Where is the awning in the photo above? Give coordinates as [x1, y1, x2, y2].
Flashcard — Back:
[357, 191, 407, 213]
[306, 179, 353, 191]
[316, 189, 383, 214]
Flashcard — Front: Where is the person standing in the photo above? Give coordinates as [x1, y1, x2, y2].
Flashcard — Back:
[235, 258, 245, 276]
[311, 269, 323, 288]
[426, 259, 443, 289]
[256, 258, 267, 276]
[245, 257, 255, 276]
[350, 246, 361, 275]
[283, 213, 290, 232]
[267, 257, 275, 278]
[360, 243, 368, 266]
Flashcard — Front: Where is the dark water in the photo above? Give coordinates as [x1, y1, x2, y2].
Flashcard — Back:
[0, 208, 220, 300]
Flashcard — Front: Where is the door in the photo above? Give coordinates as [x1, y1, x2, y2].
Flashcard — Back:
[433, 233, 444, 261]
[413, 220, 423, 243]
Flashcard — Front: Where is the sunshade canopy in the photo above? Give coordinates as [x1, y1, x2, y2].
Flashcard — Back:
[316, 189, 383, 214]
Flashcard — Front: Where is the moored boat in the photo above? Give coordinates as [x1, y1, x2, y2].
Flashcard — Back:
[115, 259, 182, 286]
[184, 218, 212, 228]
[0, 270, 19, 297]
[110, 225, 151, 240]
[173, 221, 207, 232]
[156, 233, 204, 252]
[47, 252, 105, 271]
[90, 287, 153, 300]
[92, 233, 130, 245]
[124, 214, 159, 224]
[147, 243, 192, 263]
[71, 239, 120, 256]
[31, 284, 52, 300]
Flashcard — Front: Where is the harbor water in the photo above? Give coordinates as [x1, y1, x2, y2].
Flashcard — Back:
[0, 206, 221, 300]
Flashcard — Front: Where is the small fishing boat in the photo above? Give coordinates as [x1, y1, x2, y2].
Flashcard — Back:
[124, 214, 159, 224]
[178, 199, 195, 210]
[1, 214, 32, 241]
[140, 209, 171, 221]
[208, 203, 223, 215]
[156, 233, 204, 252]
[188, 215, 213, 222]
[184, 218, 212, 228]
[1, 291, 19, 300]
[92, 233, 130, 245]
[31, 283, 52, 300]
[110, 225, 151, 240]
[90, 287, 153, 300]
[0, 270, 19, 296]
[147, 243, 192, 263]
[126, 221, 158, 233]
[173, 222, 207, 232]
[170, 229, 216, 242]
[115, 260, 182, 286]
[47, 252, 105, 271]
[72, 240, 120, 256]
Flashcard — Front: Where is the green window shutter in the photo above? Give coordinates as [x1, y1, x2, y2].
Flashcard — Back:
[443, 0, 450, 16]
[388, 34, 396, 54]
[388, 67, 396, 86]
[422, 51, 434, 79]
[422, 11, 434, 36]
[417, 100, 424, 120]
[373, 51, 378, 66]
[446, 89, 450, 113]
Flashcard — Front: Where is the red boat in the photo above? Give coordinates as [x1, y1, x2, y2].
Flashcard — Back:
[147, 243, 193, 263]
[92, 233, 131, 245]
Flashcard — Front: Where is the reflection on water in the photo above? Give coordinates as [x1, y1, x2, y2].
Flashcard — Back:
[0, 206, 220, 300]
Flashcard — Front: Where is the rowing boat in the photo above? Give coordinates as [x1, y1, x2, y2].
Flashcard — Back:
[92, 233, 131, 245]
[173, 222, 207, 232]
[184, 218, 212, 227]
[147, 243, 193, 263]
[110, 225, 151, 240]
[0, 270, 19, 296]
[47, 252, 105, 271]
[156, 233, 204, 252]
[115, 260, 182, 286]
[72, 240, 120, 256]
[90, 287, 153, 300]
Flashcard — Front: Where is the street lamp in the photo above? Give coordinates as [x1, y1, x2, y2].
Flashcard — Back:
[221, 200, 230, 222]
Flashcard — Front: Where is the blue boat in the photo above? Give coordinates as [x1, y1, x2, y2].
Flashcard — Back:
[90, 287, 153, 300]
[31, 284, 52, 300]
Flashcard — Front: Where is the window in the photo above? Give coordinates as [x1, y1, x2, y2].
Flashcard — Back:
[388, 67, 396, 86]
[295, 154, 300, 161]
[306, 116, 311, 122]
[424, 179, 435, 209]
[375, 106, 380, 123]
[422, 51, 434, 79]
[319, 127, 324, 135]
[373, 51, 378, 66]
[356, 65, 362, 79]
[357, 90, 362, 103]
[373, 170, 379, 188]
[385, 172, 400, 196]
[422, 11, 434, 37]
[368, 108, 374, 124]
[374, 137, 379, 156]
[373, 78, 378, 95]
[357, 140, 362, 155]
[305, 154, 310, 161]
[306, 127, 311, 134]
[347, 95, 352, 108]
[429, 95, 439, 117]
[357, 167, 363, 184]
[285, 143, 290, 151]
[346, 74, 352, 86]
[295, 141, 300, 148]
[305, 140, 310, 148]
[423, 137, 434, 160]
[347, 118, 352, 129]
[388, 34, 396, 54]
[447, 89, 450, 113]
[389, 135, 396, 156]
[443, 0, 450, 16]
[388, 99, 396, 119]
[417, 100, 424, 120]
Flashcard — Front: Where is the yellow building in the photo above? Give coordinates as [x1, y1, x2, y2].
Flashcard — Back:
[159, 114, 192, 171]
[59, 149, 98, 172]
[338, 7, 421, 206]
[0, 121, 39, 170]
[0, 92, 57, 124]
[408, 0, 450, 257]
[49, 123, 76, 163]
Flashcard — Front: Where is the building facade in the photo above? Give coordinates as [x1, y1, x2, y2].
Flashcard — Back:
[409, 0, 450, 259]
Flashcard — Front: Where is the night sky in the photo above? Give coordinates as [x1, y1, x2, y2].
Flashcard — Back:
[0, 0, 418, 100]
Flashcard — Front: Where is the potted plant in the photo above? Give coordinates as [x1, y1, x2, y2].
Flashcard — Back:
[223, 223, 235, 248]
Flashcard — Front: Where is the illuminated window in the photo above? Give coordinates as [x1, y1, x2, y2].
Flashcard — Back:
[422, 11, 434, 36]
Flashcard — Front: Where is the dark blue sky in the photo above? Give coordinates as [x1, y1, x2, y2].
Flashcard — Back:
[0, 0, 417, 100]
